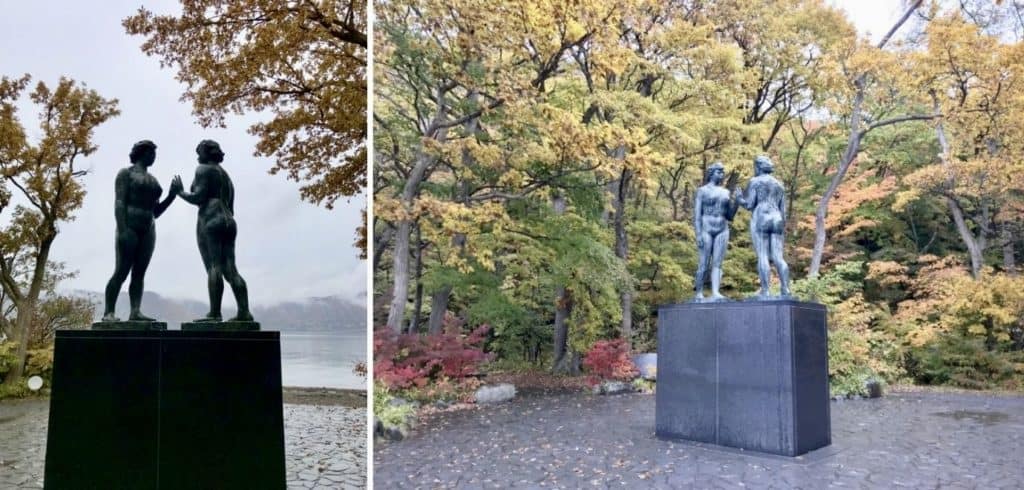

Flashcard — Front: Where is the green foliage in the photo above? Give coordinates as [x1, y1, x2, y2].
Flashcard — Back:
[373, 382, 417, 431]
[910, 335, 1024, 390]
[0, 342, 52, 399]
[829, 327, 887, 397]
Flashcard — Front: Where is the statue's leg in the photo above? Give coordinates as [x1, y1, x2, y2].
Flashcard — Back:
[222, 221, 252, 321]
[102, 230, 138, 321]
[127, 227, 157, 321]
[752, 228, 770, 296]
[770, 233, 790, 295]
[198, 226, 224, 321]
[694, 232, 712, 298]
[710, 228, 729, 298]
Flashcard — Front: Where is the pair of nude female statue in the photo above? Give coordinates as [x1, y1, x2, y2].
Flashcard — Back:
[101, 139, 253, 323]
[693, 155, 790, 302]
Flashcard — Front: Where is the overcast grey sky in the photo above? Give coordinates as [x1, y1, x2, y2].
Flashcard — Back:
[0, 1, 366, 306]
[831, 0, 906, 43]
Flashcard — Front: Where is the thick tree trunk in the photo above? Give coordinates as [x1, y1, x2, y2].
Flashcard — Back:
[427, 285, 452, 334]
[550, 194, 573, 372]
[386, 219, 413, 332]
[372, 225, 393, 275]
[386, 119, 445, 331]
[2, 242, 51, 387]
[3, 303, 32, 387]
[409, 226, 424, 333]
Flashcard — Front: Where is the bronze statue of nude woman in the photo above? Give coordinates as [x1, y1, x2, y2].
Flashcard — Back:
[101, 140, 181, 322]
[172, 140, 255, 323]
[693, 162, 736, 301]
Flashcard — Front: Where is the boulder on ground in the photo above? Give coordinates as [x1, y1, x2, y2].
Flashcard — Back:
[593, 380, 633, 395]
[475, 384, 516, 404]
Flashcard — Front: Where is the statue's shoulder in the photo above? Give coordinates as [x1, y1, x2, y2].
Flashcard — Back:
[195, 164, 218, 176]
[754, 174, 782, 187]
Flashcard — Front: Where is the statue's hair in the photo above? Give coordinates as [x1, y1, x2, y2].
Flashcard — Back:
[705, 161, 725, 183]
[129, 140, 157, 163]
[196, 139, 225, 163]
[754, 155, 774, 173]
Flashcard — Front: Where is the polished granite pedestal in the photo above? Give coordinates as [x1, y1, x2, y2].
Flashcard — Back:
[44, 329, 285, 489]
[655, 300, 831, 456]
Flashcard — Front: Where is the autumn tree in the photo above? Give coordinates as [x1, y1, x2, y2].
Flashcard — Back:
[0, 75, 119, 387]
[901, 12, 1024, 278]
[123, 0, 367, 212]
[374, 0, 627, 332]
[808, 0, 937, 277]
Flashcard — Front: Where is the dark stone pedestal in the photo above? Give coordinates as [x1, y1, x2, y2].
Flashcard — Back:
[91, 320, 167, 331]
[44, 330, 286, 489]
[181, 320, 261, 332]
[655, 300, 830, 456]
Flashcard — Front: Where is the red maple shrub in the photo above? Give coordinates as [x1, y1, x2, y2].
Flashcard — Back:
[374, 325, 493, 390]
[582, 338, 638, 386]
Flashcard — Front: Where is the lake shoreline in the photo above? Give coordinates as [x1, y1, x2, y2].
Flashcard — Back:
[282, 386, 366, 408]
[1, 387, 366, 409]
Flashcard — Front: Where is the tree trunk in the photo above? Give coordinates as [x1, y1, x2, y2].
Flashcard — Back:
[810, 86, 863, 277]
[808, 0, 923, 277]
[386, 219, 413, 332]
[612, 165, 633, 340]
[2, 241, 51, 387]
[427, 285, 452, 334]
[933, 102, 985, 279]
[1002, 225, 1017, 276]
[550, 193, 573, 373]
[2, 302, 32, 387]
[385, 120, 444, 331]
[409, 225, 424, 333]
[372, 224, 393, 275]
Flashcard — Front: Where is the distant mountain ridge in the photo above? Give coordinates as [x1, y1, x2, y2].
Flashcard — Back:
[70, 290, 365, 333]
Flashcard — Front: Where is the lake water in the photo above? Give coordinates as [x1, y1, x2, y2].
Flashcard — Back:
[280, 333, 366, 390]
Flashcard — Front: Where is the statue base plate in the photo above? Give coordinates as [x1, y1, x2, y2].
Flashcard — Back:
[656, 300, 831, 457]
[91, 320, 167, 331]
[181, 320, 261, 331]
[44, 329, 285, 489]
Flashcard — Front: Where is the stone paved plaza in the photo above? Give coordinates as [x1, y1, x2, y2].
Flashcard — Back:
[0, 399, 366, 489]
[375, 390, 1024, 488]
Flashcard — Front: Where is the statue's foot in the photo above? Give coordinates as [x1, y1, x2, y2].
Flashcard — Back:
[128, 312, 157, 322]
[101, 313, 120, 322]
[193, 314, 222, 323]
[228, 311, 255, 322]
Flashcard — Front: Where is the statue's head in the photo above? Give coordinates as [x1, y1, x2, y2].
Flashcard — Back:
[754, 155, 774, 175]
[196, 140, 225, 164]
[706, 161, 725, 184]
[129, 140, 157, 167]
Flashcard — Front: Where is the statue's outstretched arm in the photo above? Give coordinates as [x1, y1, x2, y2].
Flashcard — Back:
[175, 167, 209, 206]
[154, 180, 178, 218]
[736, 182, 757, 210]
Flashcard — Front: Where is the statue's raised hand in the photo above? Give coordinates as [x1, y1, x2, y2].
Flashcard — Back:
[171, 175, 184, 195]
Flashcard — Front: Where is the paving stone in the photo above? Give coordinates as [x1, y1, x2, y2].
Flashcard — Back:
[375, 391, 1024, 488]
[0, 400, 366, 488]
